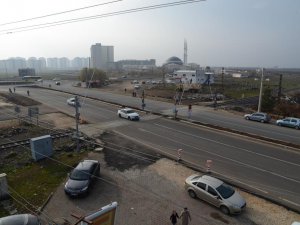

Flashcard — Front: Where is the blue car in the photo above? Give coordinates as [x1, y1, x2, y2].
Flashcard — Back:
[276, 117, 300, 130]
[244, 112, 271, 123]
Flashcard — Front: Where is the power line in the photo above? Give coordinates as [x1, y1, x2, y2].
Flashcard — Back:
[7, 185, 55, 224]
[0, 0, 123, 27]
[0, 134, 190, 220]
[0, 0, 204, 35]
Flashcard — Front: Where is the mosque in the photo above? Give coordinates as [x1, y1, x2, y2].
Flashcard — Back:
[163, 41, 214, 86]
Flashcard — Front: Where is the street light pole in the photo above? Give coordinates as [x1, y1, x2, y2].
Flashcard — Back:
[257, 68, 264, 112]
[75, 96, 80, 152]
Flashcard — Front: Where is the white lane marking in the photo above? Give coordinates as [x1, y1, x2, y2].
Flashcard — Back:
[139, 127, 300, 184]
[279, 198, 300, 207]
[155, 123, 300, 167]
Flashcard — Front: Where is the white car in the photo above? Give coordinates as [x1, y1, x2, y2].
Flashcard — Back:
[67, 97, 76, 106]
[117, 108, 140, 121]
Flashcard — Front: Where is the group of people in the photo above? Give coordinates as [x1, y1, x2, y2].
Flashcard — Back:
[8, 87, 16, 93]
[8, 87, 30, 96]
[170, 207, 191, 225]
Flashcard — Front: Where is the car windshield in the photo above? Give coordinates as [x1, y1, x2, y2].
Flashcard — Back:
[126, 110, 135, 114]
[216, 183, 235, 199]
[70, 169, 90, 180]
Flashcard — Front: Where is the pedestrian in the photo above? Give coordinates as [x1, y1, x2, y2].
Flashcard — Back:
[13, 87, 16, 93]
[170, 210, 179, 225]
[27, 90, 30, 96]
[9, 88, 12, 93]
[173, 105, 178, 119]
[124, 88, 127, 93]
[188, 104, 192, 119]
[180, 207, 191, 225]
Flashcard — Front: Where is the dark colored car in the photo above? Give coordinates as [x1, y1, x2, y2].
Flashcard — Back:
[244, 112, 271, 123]
[0, 214, 41, 225]
[64, 160, 100, 197]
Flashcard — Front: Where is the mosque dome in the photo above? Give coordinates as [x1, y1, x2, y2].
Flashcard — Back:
[165, 56, 183, 65]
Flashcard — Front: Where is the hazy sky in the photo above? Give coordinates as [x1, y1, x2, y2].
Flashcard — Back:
[0, 0, 299, 67]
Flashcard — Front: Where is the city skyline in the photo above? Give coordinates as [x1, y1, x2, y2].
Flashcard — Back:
[0, 0, 299, 68]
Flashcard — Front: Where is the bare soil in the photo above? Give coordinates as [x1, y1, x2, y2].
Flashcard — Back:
[0, 92, 41, 106]
[100, 131, 162, 171]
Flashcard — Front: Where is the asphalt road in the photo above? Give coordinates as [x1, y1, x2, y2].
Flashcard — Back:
[111, 117, 300, 210]
[29, 81, 300, 146]
[0, 84, 300, 211]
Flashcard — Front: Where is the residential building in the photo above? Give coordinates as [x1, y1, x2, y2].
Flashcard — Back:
[90, 43, 114, 71]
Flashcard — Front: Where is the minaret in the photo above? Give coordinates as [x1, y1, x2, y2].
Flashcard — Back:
[184, 39, 187, 65]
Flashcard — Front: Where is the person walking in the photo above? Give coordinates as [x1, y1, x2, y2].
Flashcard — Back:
[27, 90, 30, 96]
[180, 207, 191, 225]
[188, 104, 192, 119]
[13, 87, 16, 93]
[170, 210, 179, 225]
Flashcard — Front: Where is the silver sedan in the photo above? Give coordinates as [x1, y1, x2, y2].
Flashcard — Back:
[185, 175, 246, 215]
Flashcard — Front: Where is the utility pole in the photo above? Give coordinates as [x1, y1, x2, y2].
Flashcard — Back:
[221, 67, 224, 93]
[75, 96, 80, 152]
[257, 68, 264, 112]
[141, 90, 145, 110]
[278, 74, 283, 102]
[85, 67, 88, 88]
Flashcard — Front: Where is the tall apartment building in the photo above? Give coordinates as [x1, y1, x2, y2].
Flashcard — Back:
[71, 57, 89, 69]
[90, 43, 114, 71]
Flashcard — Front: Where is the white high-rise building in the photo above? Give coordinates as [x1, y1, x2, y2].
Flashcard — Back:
[90, 43, 114, 71]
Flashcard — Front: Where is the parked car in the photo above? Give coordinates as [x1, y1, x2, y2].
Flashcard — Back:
[55, 81, 61, 85]
[185, 175, 246, 215]
[0, 214, 41, 225]
[117, 108, 140, 121]
[244, 112, 271, 123]
[276, 117, 300, 130]
[64, 160, 100, 197]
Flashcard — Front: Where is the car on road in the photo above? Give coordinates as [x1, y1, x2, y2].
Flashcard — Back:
[117, 108, 140, 121]
[276, 117, 300, 129]
[67, 97, 76, 106]
[185, 174, 246, 215]
[0, 214, 41, 225]
[134, 84, 141, 89]
[244, 112, 271, 123]
[64, 160, 100, 197]
[55, 81, 61, 85]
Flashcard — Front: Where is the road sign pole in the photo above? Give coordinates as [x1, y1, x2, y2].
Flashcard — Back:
[75, 96, 80, 152]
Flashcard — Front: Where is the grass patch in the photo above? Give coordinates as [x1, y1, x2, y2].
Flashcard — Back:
[2, 152, 87, 215]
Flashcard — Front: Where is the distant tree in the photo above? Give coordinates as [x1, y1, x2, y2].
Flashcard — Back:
[261, 87, 276, 112]
[79, 68, 107, 83]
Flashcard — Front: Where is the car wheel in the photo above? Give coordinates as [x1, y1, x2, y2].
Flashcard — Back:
[278, 123, 282, 126]
[128, 116, 131, 120]
[188, 190, 197, 199]
[245, 117, 250, 120]
[119, 114, 121, 118]
[296, 126, 299, 130]
[260, 119, 265, 123]
[220, 205, 230, 215]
